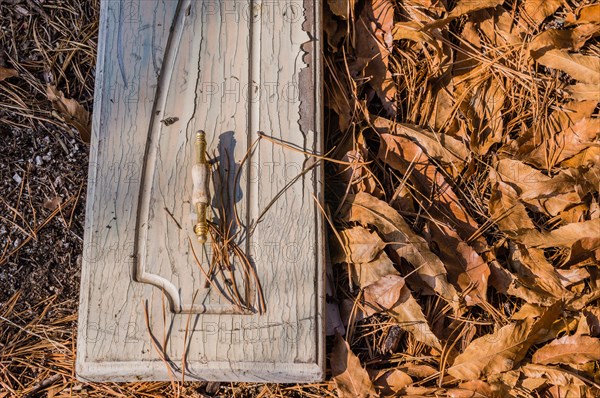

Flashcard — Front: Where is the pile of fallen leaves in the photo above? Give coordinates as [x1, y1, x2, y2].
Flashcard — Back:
[325, 0, 599, 397]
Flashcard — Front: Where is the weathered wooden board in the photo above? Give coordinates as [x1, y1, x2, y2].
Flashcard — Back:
[77, 0, 324, 382]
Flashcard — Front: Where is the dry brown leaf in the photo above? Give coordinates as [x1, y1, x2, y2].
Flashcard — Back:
[349, 251, 398, 289]
[343, 192, 459, 306]
[452, 20, 483, 141]
[494, 158, 577, 200]
[326, 89, 354, 131]
[545, 384, 596, 398]
[561, 146, 600, 169]
[532, 335, 600, 365]
[353, 0, 396, 116]
[559, 203, 589, 225]
[404, 386, 443, 396]
[452, 13, 513, 155]
[572, 361, 598, 380]
[375, 118, 484, 253]
[522, 0, 564, 27]
[364, 274, 406, 309]
[527, 25, 599, 53]
[388, 290, 442, 350]
[404, 0, 445, 11]
[489, 261, 557, 306]
[46, 85, 91, 143]
[592, 200, 600, 219]
[448, 302, 562, 380]
[325, 59, 359, 130]
[530, 30, 600, 85]
[361, 275, 443, 350]
[428, 223, 489, 306]
[520, 376, 547, 392]
[419, 16, 457, 134]
[477, 8, 524, 47]
[374, 116, 470, 168]
[511, 303, 546, 320]
[392, 21, 443, 60]
[368, 368, 412, 396]
[378, 129, 469, 187]
[569, 289, 600, 312]
[487, 369, 521, 392]
[518, 219, 600, 251]
[328, 0, 355, 20]
[493, 158, 590, 217]
[340, 139, 383, 196]
[488, 180, 536, 236]
[468, 76, 506, 156]
[447, 12, 509, 151]
[512, 100, 600, 169]
[332, 226, 386, 264]
[509, 243, 571, 301]
[446, 388, 478, 397]
[557, 267, 590, 288]
[573, 4, 600, 25]
[564, 83, 600, 102]
[535, 313, 578, 345]
[458, 380, 494, 396]
[378, 129, 466, 177]
[331, 334, 377, 398]
[521, 363, 587, 387]
[402, 363, 438, 378]
[426, 0, 504, 29]
[428, 74, 459, 136]
[448, 380, 495, 398]
[0, 67, 18, 82]
[571, 24, 600, 50]
[576, 314, 591, 336]
[545, 101, 599, 167]
[325, 10, 348, 52]
[448, 0, 504, 18]
[453, 19, 481, 78]
[362, 275, 444, 350]
[397, 4, 441, 27]
[582, 308, 600, 337]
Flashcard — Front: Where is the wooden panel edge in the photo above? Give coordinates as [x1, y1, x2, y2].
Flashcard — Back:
[308, 0, 326, 382]
[76, 360, 324, 383]
[75, 0, 110, 373]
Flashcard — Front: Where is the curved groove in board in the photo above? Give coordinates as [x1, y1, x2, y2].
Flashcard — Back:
[133, 1, 257, 315]
[134, 0, 188, 313]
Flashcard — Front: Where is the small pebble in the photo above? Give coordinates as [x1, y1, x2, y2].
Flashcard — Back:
[12, 173, 22, 184]
[15, 5, 29, 15]
[35, 156, 43, 166]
